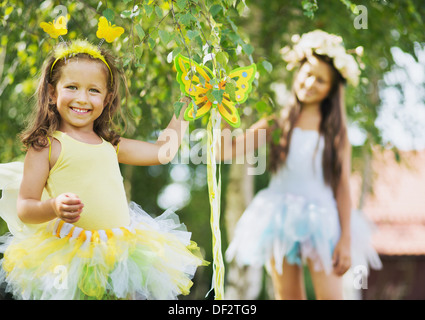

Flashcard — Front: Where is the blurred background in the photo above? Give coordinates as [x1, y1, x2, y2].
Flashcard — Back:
[0, 0, 424, 299]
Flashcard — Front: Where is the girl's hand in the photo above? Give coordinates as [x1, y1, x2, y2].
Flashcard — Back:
[176, 95, 192, 120]
[332, 235, 351, 276]
[52, 193, 84, 223]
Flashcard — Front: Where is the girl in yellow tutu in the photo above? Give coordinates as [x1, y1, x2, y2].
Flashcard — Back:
[0, 29, 206, 299]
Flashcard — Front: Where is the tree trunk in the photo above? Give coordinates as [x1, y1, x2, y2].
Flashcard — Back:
[224, 162, 264, 299]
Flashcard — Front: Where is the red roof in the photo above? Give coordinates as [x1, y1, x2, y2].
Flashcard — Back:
[350, 148, 425, 255]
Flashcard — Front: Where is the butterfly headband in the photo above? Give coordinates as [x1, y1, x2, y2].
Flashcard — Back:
[40, 14, 124, 85]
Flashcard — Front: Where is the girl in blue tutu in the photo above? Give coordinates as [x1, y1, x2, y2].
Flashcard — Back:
[223, 30, 382, 299]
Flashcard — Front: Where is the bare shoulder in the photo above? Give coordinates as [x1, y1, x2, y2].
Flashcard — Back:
[24, 145, 50, 172]
[20, 145, 51, 199]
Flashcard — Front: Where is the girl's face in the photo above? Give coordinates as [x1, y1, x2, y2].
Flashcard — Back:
[293, 55, 333, 106]
[50, 59, 110, 132]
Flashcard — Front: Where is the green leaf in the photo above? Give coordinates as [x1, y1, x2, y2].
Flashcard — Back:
[102, 8, 115, 23]
[186, 30, 200, 40]
[174, 101, 185, 117]
[176, 0, 188, 10]
[206, 90, 216, 104]
[121, 10, 132, 19]
[159, 30, 172, 45]
[123, 57, 132, 67]
[211, 89, 225, 105]
[224, 81, 236, 101]
[192, 100, 198, 118]
[302, 0, 318, 18]
[216, 51, 229, 67]
[242, 43, 254, 55]
[5, 7, 14, 16]
[148, 37, 156, 50]
[143, 4, 153, 17]
[135, 24, 145, 40]
[209, 4, 223, 17]
[261, 60, 273, 73]
[255, 100, 269, 113]
[155, 6, 163, 18]
[135, 45, 143, 59]
[179, 13, 195, 26]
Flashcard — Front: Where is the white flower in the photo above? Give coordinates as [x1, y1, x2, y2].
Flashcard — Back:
[281, 29, 362, 86]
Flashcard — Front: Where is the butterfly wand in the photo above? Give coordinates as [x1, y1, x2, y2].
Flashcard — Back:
[174, 54, 256, 299]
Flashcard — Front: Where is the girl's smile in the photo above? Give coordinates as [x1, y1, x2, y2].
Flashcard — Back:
[70, 107, 92, 114]
[49, 59, 109, 132]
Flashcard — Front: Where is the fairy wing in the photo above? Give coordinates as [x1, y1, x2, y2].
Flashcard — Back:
[174, 54, 215, 121]
[217, 95, 241, 128]
[227, 64, 257, 104]
[217, 64, 256, 127]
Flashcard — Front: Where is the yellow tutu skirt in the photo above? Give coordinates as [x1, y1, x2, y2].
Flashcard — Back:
[0, 163, 206, 300]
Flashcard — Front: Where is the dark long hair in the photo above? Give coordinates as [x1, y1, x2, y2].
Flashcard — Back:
[20, 41, 126, 149]
[269, 53, 347, 195]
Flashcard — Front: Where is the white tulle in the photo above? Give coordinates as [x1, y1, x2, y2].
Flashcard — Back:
[226, 128, 382, 274]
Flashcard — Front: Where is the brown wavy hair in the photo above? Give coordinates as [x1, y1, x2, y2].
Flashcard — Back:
[269, 53, 347, 195]
[20, 41, 127, 150]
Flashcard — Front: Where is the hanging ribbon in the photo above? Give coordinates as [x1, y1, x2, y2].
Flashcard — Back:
[206, 108, 224, 299]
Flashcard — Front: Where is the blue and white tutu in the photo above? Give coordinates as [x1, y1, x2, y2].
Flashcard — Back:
[225, 189, 382, 274]
[226, 128, 382, 274]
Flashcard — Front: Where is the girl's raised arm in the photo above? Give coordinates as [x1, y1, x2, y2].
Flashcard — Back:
[117, 97, 190, 166]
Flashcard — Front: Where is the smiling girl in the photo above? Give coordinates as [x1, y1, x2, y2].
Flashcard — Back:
[224, 30, 382, 300]
[0, 40, 205, 300]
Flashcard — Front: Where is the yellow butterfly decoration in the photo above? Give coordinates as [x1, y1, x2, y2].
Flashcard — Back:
[96, 16, 125, 43]
[174, 54, 256, 128]
[39, 14, 69, 39]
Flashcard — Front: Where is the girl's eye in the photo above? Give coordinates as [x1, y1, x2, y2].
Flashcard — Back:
[89, 88, 100, 93]
[66, 85, 77, 90]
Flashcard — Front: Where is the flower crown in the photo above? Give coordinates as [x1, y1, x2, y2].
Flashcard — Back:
[40, 14, 124, 85]
[280, 30, 363, 86]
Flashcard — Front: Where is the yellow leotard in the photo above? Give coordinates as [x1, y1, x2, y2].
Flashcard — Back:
[45, 131, 130, 230]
